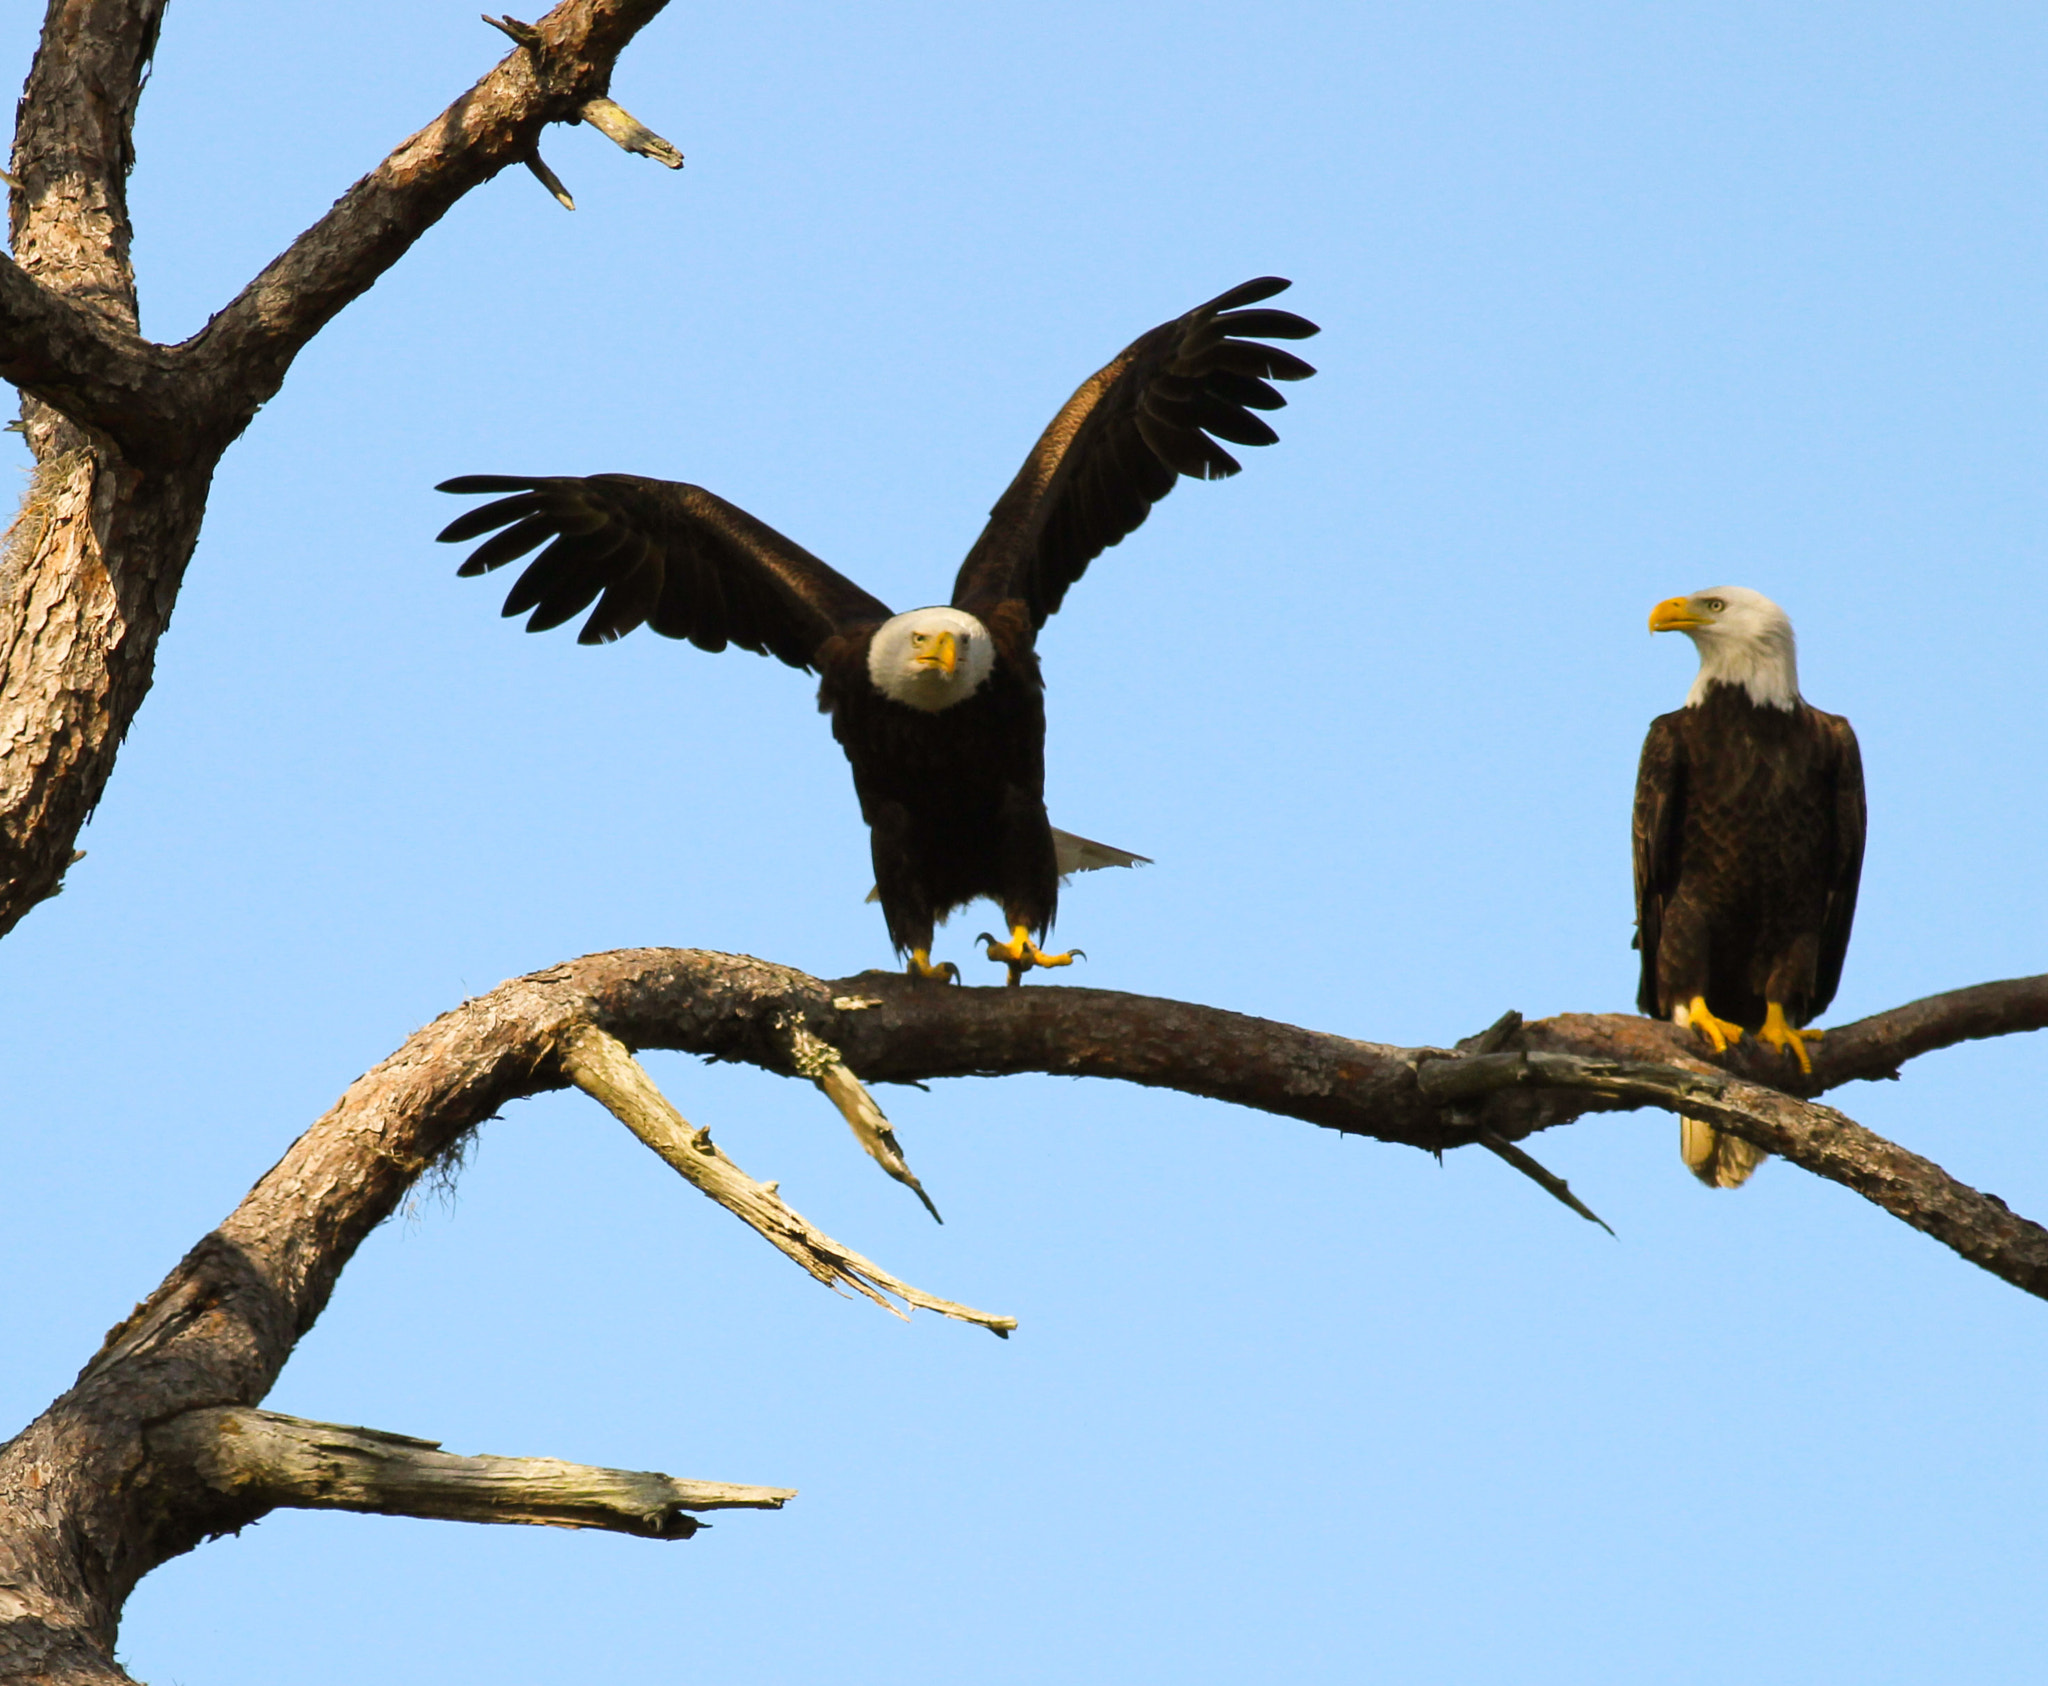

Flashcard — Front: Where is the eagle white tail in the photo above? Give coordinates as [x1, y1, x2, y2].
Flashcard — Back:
[1671, 1005, 1767, 1188]
[1678, 1115, 1767, 1188]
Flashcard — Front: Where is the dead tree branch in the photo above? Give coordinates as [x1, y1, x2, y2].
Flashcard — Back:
[144, 1408, 793, 1541]
[0, 949, 2040, 1682]
[0, 0, 682, 948]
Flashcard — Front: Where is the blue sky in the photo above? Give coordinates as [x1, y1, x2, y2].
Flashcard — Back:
[2, 4, 2045, 1681]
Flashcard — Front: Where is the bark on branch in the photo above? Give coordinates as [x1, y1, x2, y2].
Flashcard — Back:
[144, 1408, 794, 1541]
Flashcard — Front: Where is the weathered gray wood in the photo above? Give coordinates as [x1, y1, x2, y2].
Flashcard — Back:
[146, 1409, 793, 1540]
[556, 1021, 1011, 1333]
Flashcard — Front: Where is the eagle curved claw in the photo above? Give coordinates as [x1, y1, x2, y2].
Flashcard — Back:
[906, 949, 959, 984]
[976, 925, 1083, 988]
[1759, 1002, 1822, 1074]
[1679, 995, 1746, 1054]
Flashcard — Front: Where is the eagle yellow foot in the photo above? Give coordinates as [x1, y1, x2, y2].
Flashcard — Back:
[1759, 1001, 1822, 1074]
[976, 923, 1084, 988]
[1679, 996, 1745, 1054]
[905, 948, 959, 984]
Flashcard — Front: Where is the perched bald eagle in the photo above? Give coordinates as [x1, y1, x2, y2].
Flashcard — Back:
[1634, 587, 1866, 1188]
[437, 279, 1317, 982]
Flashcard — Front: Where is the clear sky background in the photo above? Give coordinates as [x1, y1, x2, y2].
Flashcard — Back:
[2, 3, 2045, 1681]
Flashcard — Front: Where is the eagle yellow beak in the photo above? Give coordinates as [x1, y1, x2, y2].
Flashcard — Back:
[1649, 596, 1707, 632]
[914, 630, 958, 677]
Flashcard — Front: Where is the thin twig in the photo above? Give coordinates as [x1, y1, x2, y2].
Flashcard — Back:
[483, 14, 546, 49]
[1476, 1130, 1614, 1235]
[523, 150, 576, 209]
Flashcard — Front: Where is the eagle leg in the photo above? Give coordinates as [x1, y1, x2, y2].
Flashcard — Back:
[976, 923, 1084, 989]
[1758, 1001, 1822, 1074]
[1678, 995, 1745, 1054]
[905, 948, 960, 984]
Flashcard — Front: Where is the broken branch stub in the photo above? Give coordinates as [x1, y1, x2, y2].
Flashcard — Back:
[580, 97, 685, 167]
[523, 151, 577, 210]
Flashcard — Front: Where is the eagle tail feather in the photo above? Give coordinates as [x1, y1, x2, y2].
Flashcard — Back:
[864, 825, 1151, 903]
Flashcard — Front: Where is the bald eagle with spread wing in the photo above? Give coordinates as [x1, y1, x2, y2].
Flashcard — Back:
[437, 279, 1317, 983]
[1634, 587, 1866, 1187]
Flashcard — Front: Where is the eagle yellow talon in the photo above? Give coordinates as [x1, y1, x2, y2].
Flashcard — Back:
[976, 923, 1082, 987]
[906, 948, 959, 984]
[1760, 1002, 1822, 1074]
[1680, 995, 1745, 1054]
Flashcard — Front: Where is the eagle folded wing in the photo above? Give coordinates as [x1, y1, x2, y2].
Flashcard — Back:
[436, 474, 892, 666]
[950, 277, 1319, 629]
[1812, 712, 1867, 1014]
[1631, 714, 1686, 1017]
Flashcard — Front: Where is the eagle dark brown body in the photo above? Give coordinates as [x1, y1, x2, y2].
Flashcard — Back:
[817, 607, 1054, 960]
[1634, 683, 1865, 1031]
[435, 279, 1318, 979]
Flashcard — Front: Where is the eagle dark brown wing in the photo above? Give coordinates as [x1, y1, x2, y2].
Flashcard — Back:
[1810, 709, 1866, 1015]
[436, 474, 893, 667]
[1632, 711, 1687, 1017]
[949, 277, 1318, 629]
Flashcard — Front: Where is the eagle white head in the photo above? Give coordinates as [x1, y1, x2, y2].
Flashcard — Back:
[1650, 585, 1800, 711]
[867, 607, 997, 712]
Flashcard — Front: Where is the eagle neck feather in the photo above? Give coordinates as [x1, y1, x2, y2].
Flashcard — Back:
[1685, 626, 1799, 712]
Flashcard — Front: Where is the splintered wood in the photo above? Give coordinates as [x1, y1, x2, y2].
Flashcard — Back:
[555, 1020, 1015, 1335]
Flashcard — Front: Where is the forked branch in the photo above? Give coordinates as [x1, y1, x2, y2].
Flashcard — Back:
[0, 0, 686, 948]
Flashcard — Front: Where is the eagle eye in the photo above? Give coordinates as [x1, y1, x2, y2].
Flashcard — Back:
[1705, 598, 1725, 612]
